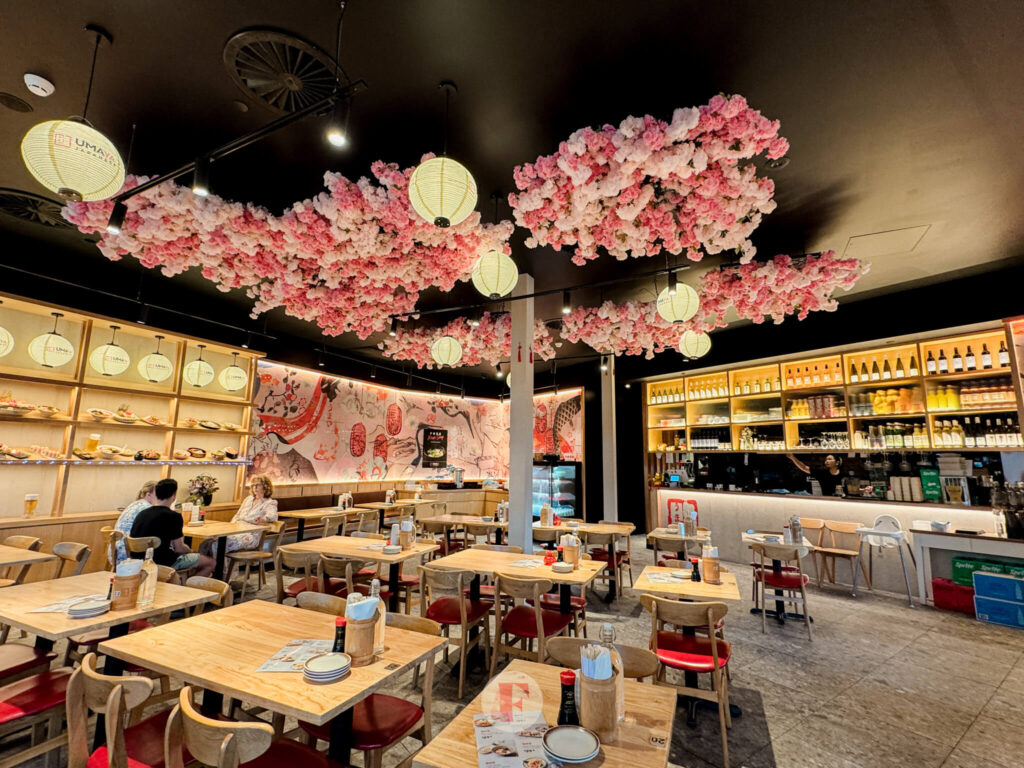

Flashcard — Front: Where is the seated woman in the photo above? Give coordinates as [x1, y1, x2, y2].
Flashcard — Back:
[112, 480, 157, 564]
[201, 474, 278, 558]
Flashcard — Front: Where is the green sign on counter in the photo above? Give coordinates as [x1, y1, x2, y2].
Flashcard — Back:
[920, 468, 942, 503]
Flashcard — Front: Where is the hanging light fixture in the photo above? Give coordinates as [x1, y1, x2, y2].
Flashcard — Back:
[218, 352, 249, 391]
[495, 362, 504, 379]
[20, 26, 125, 202]
[106, 201, 127, 235]
[325, 1, 351, 148]
[430, 335, 462, 367]
[679, 330, 712, 359]
[28, 313, 75, 368]
[561, 290, 572, 315]
[656, 283, 700, 324]
[668, 269, 678, 296]
[600, 356, 609, 372]
[389, 318, 398, 337]
[88, 324, 130, 376]
[137, 334, 173, 383]
[192, 156, 210, 197]
[408, 81, 477, 228]
[370, 365, 377, 379]
[506, 373, 512, 389]
[472, 250, 518, 298]
[183, 344, 215, 387]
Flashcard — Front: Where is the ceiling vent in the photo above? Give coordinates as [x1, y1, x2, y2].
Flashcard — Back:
[0, 189, 74, 229]
[0, 92, 32, 113]
[843, 225, 930, 259]
[223, 29, 341, 115]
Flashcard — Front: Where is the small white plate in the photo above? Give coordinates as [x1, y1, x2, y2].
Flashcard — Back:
[382, 545, 402, 554]
[304, 652, 351, 674]
[670, 570, 691, 579]
[551, 562, 573, 573]
[543, 725, 600, 762]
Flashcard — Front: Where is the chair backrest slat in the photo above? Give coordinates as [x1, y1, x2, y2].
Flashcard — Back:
[52, 541, 91, 577]
[166, 686, 274, 768]
[184, 576, 233, 616]
[471, 544, 523, 554]
[296, 592, 348, 616]
[545, 636, 659, 680]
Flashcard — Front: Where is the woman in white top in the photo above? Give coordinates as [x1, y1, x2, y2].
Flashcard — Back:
[113, 480, 158, 564]
[201, 474, 278, 557]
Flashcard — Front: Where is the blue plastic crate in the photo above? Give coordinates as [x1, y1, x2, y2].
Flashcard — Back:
[973, 571, 1024, 604]
[974, 596, 1024, 630]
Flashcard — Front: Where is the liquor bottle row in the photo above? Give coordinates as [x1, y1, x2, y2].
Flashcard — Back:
[926, 381, 1015, 411]
[690, 377, 729, 400]
[690, 429, 734, 450]
[924, 342, 1010, 374]
[732, 374, 782, 396]
[849, 388, 925, 416]
[953, 416, 1024, 448]
[848, 354, 919, 383]
[649, 385, 684, 404]
[853, 423, 930, 450]
[787, 395, 846, 420]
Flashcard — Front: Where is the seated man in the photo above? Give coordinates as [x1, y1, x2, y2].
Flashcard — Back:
[130, 478, 215, 577]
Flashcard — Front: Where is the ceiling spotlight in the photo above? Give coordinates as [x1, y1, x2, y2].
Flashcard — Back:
[600, 355, 609, 372]
[192, 156, 210, 197]
[495, 363, 504, 379]
[370, 366, 376, 379]
[137, 304, 148, 325]
[241, 332, 251, 350]
[389, 318, 397, 337]
[325, 99, 350, 148]
[561, 290, 571, 315]
[624, 382, 631, 389]
[668, 270, 678, 296]
[766, 156, 790, 170]
[23, 73, 55, 98]
[317, 349, 325, 367]
[436, 381, 441, 394]
[406, 371, 413, 387]
[106, 201, 126, 234]
[470, 318, 480, 327]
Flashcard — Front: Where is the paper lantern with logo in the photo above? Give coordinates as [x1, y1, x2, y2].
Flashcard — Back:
[0, 326, 13, 359]
[137, 335, 172, 383]
[183, 344, 214, 388]
[28, 313, 75, 368]
[430, 336, 462, 367]
[20, 119, 125, 202]
[471, 250, 518, 298]
[679, 330, 712, 359]
[408, 156, 477, 227]
[88, 326, 130, 376]
[218, 353, 249, 392]
[656, 284, 700, 324]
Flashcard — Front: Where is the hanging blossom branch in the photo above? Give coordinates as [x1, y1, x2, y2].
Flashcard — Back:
[560, 251, 867, 359]
[62, 157, 514, 339]
[509, 94, 789, 266]
[378, 313, 556, 369]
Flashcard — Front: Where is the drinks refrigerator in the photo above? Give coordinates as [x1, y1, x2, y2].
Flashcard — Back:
[532, 460, 583, 519]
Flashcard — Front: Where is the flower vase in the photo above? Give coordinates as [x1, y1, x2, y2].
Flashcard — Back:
[203, 493, 213, 507]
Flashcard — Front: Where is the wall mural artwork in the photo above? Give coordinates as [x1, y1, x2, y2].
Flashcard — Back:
[249, 362, 582, 484]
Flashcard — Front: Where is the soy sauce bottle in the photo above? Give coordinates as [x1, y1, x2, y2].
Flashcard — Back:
[690, 557, 702, 582]
[332, 617, 347, 653]
[557, 669, 579, 725]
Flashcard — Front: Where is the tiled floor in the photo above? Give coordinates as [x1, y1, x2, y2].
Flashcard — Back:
[7, 534, 1024, 768]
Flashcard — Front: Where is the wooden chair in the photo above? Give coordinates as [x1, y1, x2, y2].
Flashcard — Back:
[462, 522, 493, 548]
[797, 517, 826, 581]
[99, 526, 125, 569]
[300, 613, 439, 768]
[531, 527, 558, 551]
[0, 535, 43, 587]
[818, 520, 870, 591]
[184, 576, 234, 616]
[352, 509, 380, 534]
[317, 556, 392, 601]
[52, 541, 91, 578]
[224, 520, 285, 602]
[166, 686, 331, 768]
[526, 553, 591, 639]
[599, 520, 635, 583]
[422, 520, 463, 557]
[418, 564, 491, 698]
[585, 531, 631, 595]
[752, 542, 813, 640]
[296, 592, 348, 617]
[157, 564, 180, 584]
[125, 535, 160, 557]
[0, 663, 72, 768]
[489, 574, 571, 678]
[650, 534, 691, 569]
[272, 547, 320, 604]
[545, 636, 659, 681]
[322, 515, 345, 538]
[470, 544, 523, 554]
[641, 594, 732, 768]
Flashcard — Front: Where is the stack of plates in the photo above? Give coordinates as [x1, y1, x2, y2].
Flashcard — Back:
[68, 599, 110, 619]
[303, 653, 351, 684]
[542, 725, 600, 764]
[382, 544, 402, 554]
[670, 569, 692, 579]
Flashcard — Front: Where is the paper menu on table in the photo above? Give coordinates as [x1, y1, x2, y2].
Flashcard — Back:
[29, 594, 108, 613]
[472, 711, 550, 768]
[643, 572, 679, 584]
[508, 559, 543, 568]
[256, 639, 333, 672]
[357, 544, 385, 551]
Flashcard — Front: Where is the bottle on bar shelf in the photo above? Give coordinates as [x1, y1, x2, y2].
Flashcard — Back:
[938, 348, 949, 373]
[965, 346, 976, 371]
[926, 351, 937, 374]
[849, 361, 859, 384]
[787, 367, 796, 388]
[895, 355, 905, 378]
[882, 357, 892, 380]
[952, 347, 963, 372]
[870, 357, 881, 381]
[981, 344, 993, 369]
[909, 354, 919, 376]
[998, 340, 1010, 367]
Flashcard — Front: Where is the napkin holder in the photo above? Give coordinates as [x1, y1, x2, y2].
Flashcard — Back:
[702, 545, 721, 585]
[399, 529, 414, 550]
[579, 661, 622, 742]
[111, 570, 147, 611]
[344, 603, 381, 667]
[561, 533, 581, 570]
[540, 505, 553, 527]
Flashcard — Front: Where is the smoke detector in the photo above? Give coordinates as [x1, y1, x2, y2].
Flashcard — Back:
[24, 74, 55, 98]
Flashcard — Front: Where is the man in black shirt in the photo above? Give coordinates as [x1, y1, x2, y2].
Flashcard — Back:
[130, 479, 215, 576]
[788, 453, 843, 497]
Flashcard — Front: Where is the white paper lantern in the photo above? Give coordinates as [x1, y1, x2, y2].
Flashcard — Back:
[0, 326, 13, 359]
[88, 343, 130, 376]
[183, 358, 215, 387]
[218, 364, 249, 392]
[28, 333, 75, 368]
[656, 284, 700, 324]
[408, 157, 477, 227]
[679, 330, 712, 359]
[20, 119, 125, 202]
[471, 250, 518, 298]
[431, 336, 463, 367]
[137, 352, 173, 383]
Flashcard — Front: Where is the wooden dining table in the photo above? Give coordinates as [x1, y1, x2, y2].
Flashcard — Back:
[282, 535, 439, 611]
[533, 520, 635, 600]
[634, 565, 741, 602]
[0, 543, 57, 571]
[412, 659, 676, 768]
[428, 513, 509, 545]
[182, 520, 266, 580]
[277, 506, 372, 541]
[359, 500, 417, 533]
[99, 599, 446, 765]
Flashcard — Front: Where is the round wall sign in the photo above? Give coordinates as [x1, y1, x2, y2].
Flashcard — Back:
[0, 326, 13, 359]
[218, 364, 248, 392]
[28, 332, 75, 368]
[137, 352, 174, 383]
[88, 343, 131, 376]
[183, 358, 215, 387]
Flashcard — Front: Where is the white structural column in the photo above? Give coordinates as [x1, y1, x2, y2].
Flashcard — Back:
[507, 273, 535, 552]
[601, 355, 618, 521]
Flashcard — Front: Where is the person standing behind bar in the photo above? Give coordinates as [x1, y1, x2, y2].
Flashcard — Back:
[130, 478, 215, 576]
[787, 453, 843, 497]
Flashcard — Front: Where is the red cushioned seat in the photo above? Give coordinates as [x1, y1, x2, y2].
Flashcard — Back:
[588, 549, 626, 564]
[424, 597, 491, 625]
[463, 584, 497, 601]
[397, 574, 419, 586]
[755, 571, 810, 589]
[528, 593, 586, 612]
[0, 645, 55, 679]
[501, 606, 573, 638]
[243, 737, 347, 767]
[654, 631, 730, 672]
[299, 693, 423, 751]
[436, 539, 464, 555]
[285, 578, 345, 599]
[0, 670, 72, 725]
[658, 556, 686, 568]
[750, 562, 799, 573]
[88, 708, 185, 768]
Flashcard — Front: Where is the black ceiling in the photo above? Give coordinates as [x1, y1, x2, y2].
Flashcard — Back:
[1, 0, 1023, 381]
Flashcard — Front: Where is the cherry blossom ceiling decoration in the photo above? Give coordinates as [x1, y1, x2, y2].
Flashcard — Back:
[62, 156, 513, 338]
[509, 94, 789, 266]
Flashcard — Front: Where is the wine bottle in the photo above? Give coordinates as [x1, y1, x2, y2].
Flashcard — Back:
[882, 358, 892, 380]
[849, 361, 859, 384]
[998, 340, 1010, 367]
[996, 418, 1007, 447]
[909, 354, 919, 377]
[742, 379, 750, 395]
[870, 357, 881, 381]
[981, 344, 992, 369]
[786, 368, 795, 388]
[774, 374, 782, 391]
[965, 346, 976, 371]
[952, 348, 963, 372]
[812, 366, 821, 385]
[926, 351, 937, 374]
[860, 359, 869, 381]
[752, 378, 761, 394]
[964, 418, 976, 448]
[895, 356, 905, 378]
[938, 349, 949, 374]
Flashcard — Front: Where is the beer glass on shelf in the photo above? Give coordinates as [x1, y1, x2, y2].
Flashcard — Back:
[86, 433, 101, 451]
[24, 494, 39, 518]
